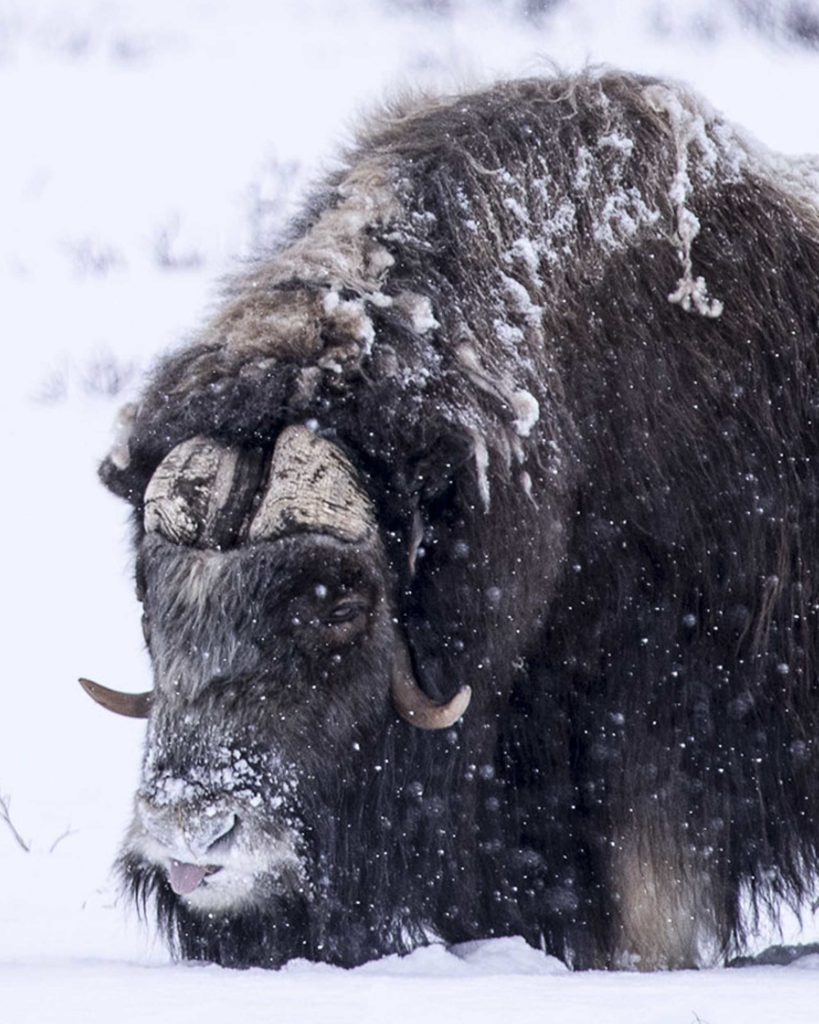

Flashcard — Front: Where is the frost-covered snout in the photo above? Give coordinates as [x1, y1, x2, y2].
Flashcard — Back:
[131, 777, 306, 909]
[136, 797, 238, 895]
[137, 796, 237, 863]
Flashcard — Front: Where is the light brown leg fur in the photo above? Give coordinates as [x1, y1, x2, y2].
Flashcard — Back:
[608, 834, 718, 970]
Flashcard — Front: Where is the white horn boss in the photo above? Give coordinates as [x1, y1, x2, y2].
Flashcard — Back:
[143, 436, 264, 549]
[248, 425, 377, 543]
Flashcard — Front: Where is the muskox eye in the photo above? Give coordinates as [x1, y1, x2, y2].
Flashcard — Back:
[324, 599, 368, 626]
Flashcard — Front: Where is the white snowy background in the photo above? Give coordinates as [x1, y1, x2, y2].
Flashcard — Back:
[3, 1, 819, 1020]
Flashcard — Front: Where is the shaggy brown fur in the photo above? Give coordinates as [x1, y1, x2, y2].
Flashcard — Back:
[100, 70, 819, 970]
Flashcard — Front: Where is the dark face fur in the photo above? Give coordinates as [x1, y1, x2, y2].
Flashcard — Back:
[124, 530, 398, 920]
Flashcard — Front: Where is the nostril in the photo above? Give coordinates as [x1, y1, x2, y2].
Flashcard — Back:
[181, 810, 238, 860]
[203, 812, 238, 852]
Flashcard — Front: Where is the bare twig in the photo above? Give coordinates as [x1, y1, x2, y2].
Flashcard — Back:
[0, 792, 31, 852]
[49, 826, 78, 854]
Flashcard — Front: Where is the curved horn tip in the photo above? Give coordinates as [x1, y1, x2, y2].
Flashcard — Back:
[78, 677, 153, 719]
[437, 684, 472, 728]
[397, 684, 472, 731]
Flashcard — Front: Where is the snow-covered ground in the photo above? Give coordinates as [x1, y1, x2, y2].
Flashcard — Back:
[3, 1, 819, 1020]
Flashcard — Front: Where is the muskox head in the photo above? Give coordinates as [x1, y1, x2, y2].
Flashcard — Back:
[81, 425, 469, 952]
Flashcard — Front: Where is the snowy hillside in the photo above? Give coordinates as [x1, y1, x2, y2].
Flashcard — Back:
[3, 1, 819, 1021]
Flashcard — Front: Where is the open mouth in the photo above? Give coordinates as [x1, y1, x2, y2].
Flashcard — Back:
[168, 859, 223, 896]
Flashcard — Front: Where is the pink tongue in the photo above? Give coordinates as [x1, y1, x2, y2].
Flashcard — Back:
[168, 860, 209, 896]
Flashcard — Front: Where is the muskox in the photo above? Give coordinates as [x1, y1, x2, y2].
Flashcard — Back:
[82, 70, 819, 971]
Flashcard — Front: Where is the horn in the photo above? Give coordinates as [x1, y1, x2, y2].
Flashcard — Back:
[79, 677, 153, 719]
[144, 437, 264, 548]
[391, 643, 471, 730]
[249, 425, 377, 544]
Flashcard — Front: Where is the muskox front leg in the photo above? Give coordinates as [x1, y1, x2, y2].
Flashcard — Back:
[607, 834, 717, 970]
